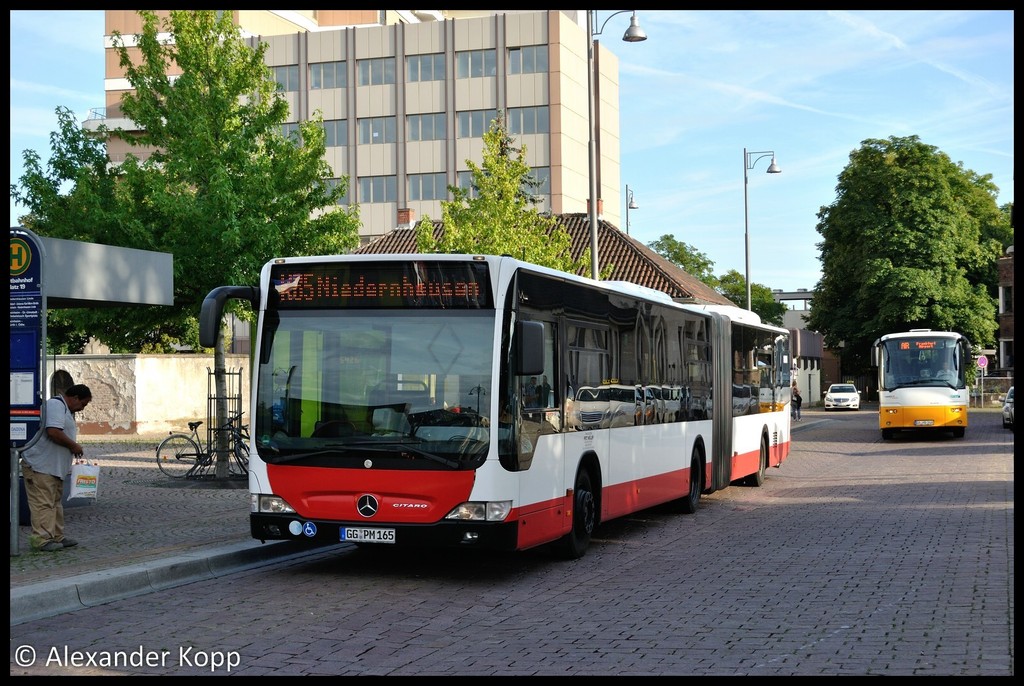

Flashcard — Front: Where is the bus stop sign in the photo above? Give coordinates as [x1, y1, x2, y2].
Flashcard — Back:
[10, 227, 46, 449]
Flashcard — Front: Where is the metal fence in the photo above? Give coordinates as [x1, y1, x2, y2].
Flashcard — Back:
[972, 374, 1013, 408]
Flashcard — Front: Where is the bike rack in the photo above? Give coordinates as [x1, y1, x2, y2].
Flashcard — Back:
[207, 367, 244, 465]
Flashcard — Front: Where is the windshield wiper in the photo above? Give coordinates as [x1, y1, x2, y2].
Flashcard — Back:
[265, 448, 350, 465]
[274, 441, 461, 469]
[348, 440, 462, 468]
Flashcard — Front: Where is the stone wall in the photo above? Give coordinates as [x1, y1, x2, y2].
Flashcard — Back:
[45, 354, 251, 436]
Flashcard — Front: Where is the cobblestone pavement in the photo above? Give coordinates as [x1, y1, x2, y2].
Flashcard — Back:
[9, 407, 1012, 677]
[11, 434, 329, 626]
[11, 435, 252, 585]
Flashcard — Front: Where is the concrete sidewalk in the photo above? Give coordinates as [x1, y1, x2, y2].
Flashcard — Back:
[10, 435, 336, 626]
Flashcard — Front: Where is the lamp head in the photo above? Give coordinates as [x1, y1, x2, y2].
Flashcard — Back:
[628, 196, 639, 210]
[623, 13, 647, 42]
[766, 156, 782, 174]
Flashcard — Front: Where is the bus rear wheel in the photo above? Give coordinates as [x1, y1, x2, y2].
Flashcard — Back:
[557, 469, 595, 559]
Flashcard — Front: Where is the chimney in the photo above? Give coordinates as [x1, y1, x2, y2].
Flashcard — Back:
[397, 208, 415, 228]
[586, 199, 604, 217]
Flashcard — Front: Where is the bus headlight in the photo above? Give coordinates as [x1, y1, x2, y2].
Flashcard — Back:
[445, 501, 512, 522]
[252, 494, 297, 514]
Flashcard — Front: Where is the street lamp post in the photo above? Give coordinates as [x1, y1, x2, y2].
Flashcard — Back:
[625, 184, 638, 235]
[468, 385, 486, 414]
[743, 147, 781, 310]
[587, 10, 647, 279]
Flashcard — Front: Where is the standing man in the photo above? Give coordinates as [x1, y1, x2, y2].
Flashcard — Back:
[523, 376, 539, 408]
[21, 383, 92, 552]
[539, 375, 552, 408]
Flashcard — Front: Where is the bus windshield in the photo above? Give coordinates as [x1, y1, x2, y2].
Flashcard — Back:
[254, 309, 495, 467]
[879, 336, 963, 390]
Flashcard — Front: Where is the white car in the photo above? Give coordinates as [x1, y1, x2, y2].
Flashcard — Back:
[573, 385, 639, 429]
[1002, 386, 1014, 430]
[824, 383, 860, 410]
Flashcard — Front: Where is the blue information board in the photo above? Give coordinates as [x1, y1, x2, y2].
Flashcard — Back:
[10, 227, 46, 449]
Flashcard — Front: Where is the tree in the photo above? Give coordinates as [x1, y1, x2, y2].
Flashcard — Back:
[647, 235, 786, 326]
[12, 10, 360, 355]
[415, 114, 588, 274]
[715, 270, 787, 327]
[647, 234, 717, 285]
[806, 135, 1006, 376]
[12, 10, 361, 477]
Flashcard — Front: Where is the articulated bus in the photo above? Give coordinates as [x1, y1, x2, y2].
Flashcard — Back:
[872, 329, 970, 439]
[199, 255, 792, 558]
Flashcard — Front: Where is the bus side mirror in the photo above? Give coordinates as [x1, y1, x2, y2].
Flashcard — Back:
[518, 321, 544, 376]
[199, 286, 259, 348]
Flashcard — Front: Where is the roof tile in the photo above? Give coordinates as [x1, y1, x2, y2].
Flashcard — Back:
[355, 213, 734, 306]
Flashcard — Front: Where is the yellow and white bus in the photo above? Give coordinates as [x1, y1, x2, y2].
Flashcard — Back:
[872, 329, 970, 439]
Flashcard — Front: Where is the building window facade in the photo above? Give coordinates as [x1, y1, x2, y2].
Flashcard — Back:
[508, 106, 550, 135]
[358, 116, 397, 145]
[359, 175, 397, 203]
[456, 49, 496, 78]
[310, 61, 347, 89]
[409, 173, 448, 201]
[407, 112, 446, 142]
[321, 119, 348, 148]
[525, 167, 551, 196]
[508, 45, 548, 75]
[357, 57, 396, 86]
[456, 171, 478, 199]
[457, 109, 498, 139]
[407, 53, 444, 82]
[272, 65, 300, 92]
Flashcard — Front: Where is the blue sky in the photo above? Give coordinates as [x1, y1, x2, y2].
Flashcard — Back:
[9, 10, 1014, 293]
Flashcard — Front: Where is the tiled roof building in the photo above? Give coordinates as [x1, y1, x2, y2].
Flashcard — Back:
[355, 212, 735, 306]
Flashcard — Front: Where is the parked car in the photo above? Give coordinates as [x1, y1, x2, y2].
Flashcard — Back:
[572, 385, 639, 430]
[824, 383, 860, 410]
[1002, 386, 1014, 430]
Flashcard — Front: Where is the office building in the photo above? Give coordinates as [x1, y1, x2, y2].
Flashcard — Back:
[87, 10, 630, 245]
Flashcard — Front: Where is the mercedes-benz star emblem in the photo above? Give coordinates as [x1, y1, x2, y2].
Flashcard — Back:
[357, 494, 379, 518]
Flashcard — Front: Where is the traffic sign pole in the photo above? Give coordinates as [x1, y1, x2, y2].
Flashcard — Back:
[976, 355, 988, 408]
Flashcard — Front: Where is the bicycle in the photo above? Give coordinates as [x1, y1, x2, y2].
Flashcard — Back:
[156, 411, 250, 479]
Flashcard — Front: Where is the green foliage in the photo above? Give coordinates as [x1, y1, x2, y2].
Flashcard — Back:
[647, 237, 785, 326]
[647, 234, 718, 285]
[716, 270, 788, 327]
[10, 10, 361, 353]
[806, 135, 1005, 375]
[415, 114, 587, 274]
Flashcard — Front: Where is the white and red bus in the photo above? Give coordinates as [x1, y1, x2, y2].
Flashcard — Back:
[200, 254, 792, 558]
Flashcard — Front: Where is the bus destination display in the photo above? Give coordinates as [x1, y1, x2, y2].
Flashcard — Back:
[270, 261, 491, 309]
